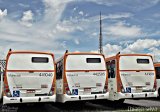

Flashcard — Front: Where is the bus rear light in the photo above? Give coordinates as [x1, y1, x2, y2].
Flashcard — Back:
[49, 84, 55, 96]
[51, 87, 54, 91]
[49, 90, 54, 96]
[64, 83, 71, 95]
[4, 85, 12, 97]
[6, 92, 12, 97]
[65, 87, 69, 91]
[65, 87, 71, 95]
[5, 88, 9, 93]
[118, 82, 125, 93]
[49, 88, 54, 96]
[103, 83, 108, 93]
[153, 80, 157, 91]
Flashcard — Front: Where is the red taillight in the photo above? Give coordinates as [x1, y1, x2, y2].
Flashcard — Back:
[51, 87, 54, 92]
[105, 83, 108, 90]
[5, 88, 9, 93]
[103, 82, 108, 93]
[4, 85, 9, 93]
[49, 83, 55, 96]
[64, 83, 71, 95]
[154, 80, 157, 89]
[4, 84, 12, 97]
[51, 83, 55, 93]
[118, 82, 124, 93]
[65, 87, 69, 91]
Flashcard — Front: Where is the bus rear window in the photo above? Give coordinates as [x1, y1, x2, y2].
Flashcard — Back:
[32, 57, 49, 63]
[86, 58, 101, 63]
[137, 59, 149, 64]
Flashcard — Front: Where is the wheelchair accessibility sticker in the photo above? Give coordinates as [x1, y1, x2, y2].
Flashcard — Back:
[13, 90, 20, 97]
[72, 89, 78, 95]
[126, 87, 131, 93]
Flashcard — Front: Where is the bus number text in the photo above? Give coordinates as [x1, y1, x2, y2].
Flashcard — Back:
[39, 73, 53, 77]
[93, 72, 105, 76]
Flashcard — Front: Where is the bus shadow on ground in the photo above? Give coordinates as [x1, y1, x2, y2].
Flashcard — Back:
[88, 100, 144, 111]
[51, 100, 143, 111]
[0, 100, 147, 112]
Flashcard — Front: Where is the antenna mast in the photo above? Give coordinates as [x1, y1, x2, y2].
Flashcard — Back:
[99, 12, 103, 54]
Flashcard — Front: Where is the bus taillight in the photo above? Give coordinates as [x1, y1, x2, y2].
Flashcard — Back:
[49, 83, 55, 96]
[103, 83, 108, 93]
[118, 82, 125, 93]
[64, 83, 71, 95]
[4, 85, 12, 97]
[153, 80, 157, 92]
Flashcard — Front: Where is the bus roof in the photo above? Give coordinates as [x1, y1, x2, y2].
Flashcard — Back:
[56, 52, 104, 63]
[8, 50, 54, 56]
[105, 54, 152, 61]
[65, 52, 104, 56]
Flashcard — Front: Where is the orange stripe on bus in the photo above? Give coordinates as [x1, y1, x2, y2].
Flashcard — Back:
[6, 70, 55, 72]
[119, 70, 154, 72]
[154, 63, 160, 67]
[66, 52, 104, 56]
[66, 70, 106, 72]
[9, 51, 54, 55]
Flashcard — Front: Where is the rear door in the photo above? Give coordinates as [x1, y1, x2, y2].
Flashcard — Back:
[6, 53, 55, 97]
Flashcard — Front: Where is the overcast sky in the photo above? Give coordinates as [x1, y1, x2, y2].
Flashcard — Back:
[0, 0, 160, 61]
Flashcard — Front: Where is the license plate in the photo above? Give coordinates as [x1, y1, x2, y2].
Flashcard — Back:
[84, 88, 91, 92]
[136, 87, 142, 90]
[27, 90, 35, 93]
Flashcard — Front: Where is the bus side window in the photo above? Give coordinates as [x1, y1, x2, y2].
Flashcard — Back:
[56, 62, 60, 79]
[110, 60, 115, 78]
[56, 60, 63, 79]
[0, 67, 1, 81]
[106, 61, 111, 78]
[155, 67, 160, 79]
[59, 60, 63, 79]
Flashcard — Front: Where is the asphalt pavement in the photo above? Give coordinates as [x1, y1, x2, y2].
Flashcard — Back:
[0, 98, 160, 112]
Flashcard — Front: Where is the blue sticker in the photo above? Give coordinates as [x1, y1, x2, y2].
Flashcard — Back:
[72, 89, 78, 95]
[126, 87, 131, 93]
[13, 90, 20, 97]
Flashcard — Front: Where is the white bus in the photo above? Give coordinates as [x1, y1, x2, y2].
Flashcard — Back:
[105, 53, 157, 102]
[3, 50, 56, 104]
[154, 63, 160, 97]
[0, 60, 6, 101]
[56, 52, 109, 103]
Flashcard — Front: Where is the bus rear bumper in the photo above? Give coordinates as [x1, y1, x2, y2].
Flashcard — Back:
[61, 92, 109, 103]
[3, 95, 56, 105]
[117, 91, 157, 100]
